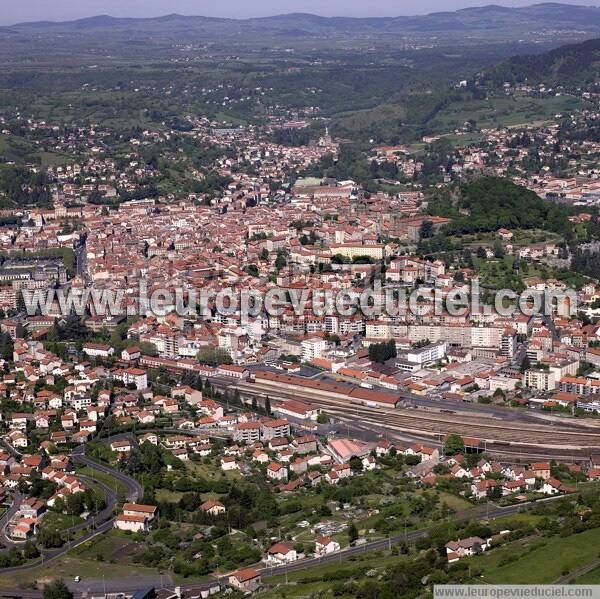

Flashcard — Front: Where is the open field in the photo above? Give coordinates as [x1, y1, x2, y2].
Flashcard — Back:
[429, 93, 586, 133]
[472, 528, 600, 584]
[574, 565, 600, 583]
[261, 550, 405, 599]
[0, 554, 159, 588]
[72, 529, 143, 564]
[77, 466, 128, 499]
[0, 134, 71, 167]
[42, 512, 84, 533]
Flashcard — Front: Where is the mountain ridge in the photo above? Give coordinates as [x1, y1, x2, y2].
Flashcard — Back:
[7, 3, 600, 34]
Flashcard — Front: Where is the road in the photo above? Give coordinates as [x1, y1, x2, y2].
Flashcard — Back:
[75, 240, 90, 285]
[0, 494, 23, 549]
[257, 500, 530, 578]
[71, 444, 144, 503]
[0, 447, 143, 578]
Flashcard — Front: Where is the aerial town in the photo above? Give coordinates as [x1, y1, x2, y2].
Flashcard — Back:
[2, 2, 600, 598]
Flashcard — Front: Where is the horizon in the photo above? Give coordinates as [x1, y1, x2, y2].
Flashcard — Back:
[2, 0, 599, 27]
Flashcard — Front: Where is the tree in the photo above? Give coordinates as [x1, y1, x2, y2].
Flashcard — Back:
[348, 521, 359, 545]
[349, 456, 363, 472]
[22, 540, 39, 559]
[43, 580, 73, 599]
[197, 347, 232, 366]
[486, 485, 502, 500]
[37, 527, 63, 548]
[0, 332, 13, 362]
[420, 220, 434, 240]
[493, 240, 505, 259]
[264, 396, 272, 415]
[368, 339, 397, 364]
[444, 434, 464, 456]
[275, 251, 287, 270]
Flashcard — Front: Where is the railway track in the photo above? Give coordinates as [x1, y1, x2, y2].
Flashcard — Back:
[235, 380, 600, 452]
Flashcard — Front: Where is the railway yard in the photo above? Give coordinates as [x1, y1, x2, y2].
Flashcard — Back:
[231, 372, 600, 461]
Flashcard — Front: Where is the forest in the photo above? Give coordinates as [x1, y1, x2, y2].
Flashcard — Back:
[429, 177, 574, 237]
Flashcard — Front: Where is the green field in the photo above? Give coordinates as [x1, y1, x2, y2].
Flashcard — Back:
[473, 527, 600, 583]
[185, 459, 241, 480]
[0, 134, 71, 167]
[262, 550, 404, 599]
[574, 563, 600, 583]
[77, 466, 128, 500]
[43, 511, 84, 533]
[0, 529, 159, 588]
[429, 93, 586, 133]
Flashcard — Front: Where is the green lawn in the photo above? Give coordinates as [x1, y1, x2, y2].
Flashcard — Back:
[574, 564, 600, 583]
[433, 491, 472, 513]
[185, 459, 241, 481]
[77, 466, 128, 499]
[472, 528, 600, 583]
[155, 488, 184, 502]
[69, 529, 143, 569]
[42, 511, 83, 533]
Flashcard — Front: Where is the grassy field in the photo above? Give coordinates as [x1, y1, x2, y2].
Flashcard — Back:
[0, 134, 71, 166]
[335, 102, 408, 135]
[155, 488, 184, 502]
[574, 564, 600, 583]
[43, 511, 84, 533]
[77, 466, 128, 499]
[185, 459, 241, 481]
[473, 255, 522, 290]
[72, 529, 141, 563]
[434, 491, 472, 512]
[472, 528, 600, 583]
[0, 551, 159, 589]
[262, 549, 404, 598]
[429, 93, 586, 133]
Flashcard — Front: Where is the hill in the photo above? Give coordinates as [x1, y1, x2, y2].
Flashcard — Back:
[483, 37, 600, 86]
[6, 3, 600, 41]
[429, 177, 572, 236]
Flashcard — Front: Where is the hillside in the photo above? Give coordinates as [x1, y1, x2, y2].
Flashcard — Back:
[483, 37, 600, 86]
[429, 177, 573, 236]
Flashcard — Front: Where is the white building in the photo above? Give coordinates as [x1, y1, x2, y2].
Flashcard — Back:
[315, 536, 340, 556]
[405, 341, 447, 366]
[114, 514, 148, 533]
[301, 337, 327, 363]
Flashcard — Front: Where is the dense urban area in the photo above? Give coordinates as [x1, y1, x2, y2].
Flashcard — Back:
[1, 3, 600, 598]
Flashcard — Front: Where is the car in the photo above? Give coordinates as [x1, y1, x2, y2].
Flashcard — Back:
[74, 576, 81, 583]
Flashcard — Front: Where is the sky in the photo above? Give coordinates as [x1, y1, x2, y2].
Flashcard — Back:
[1, 0, 599, 25]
